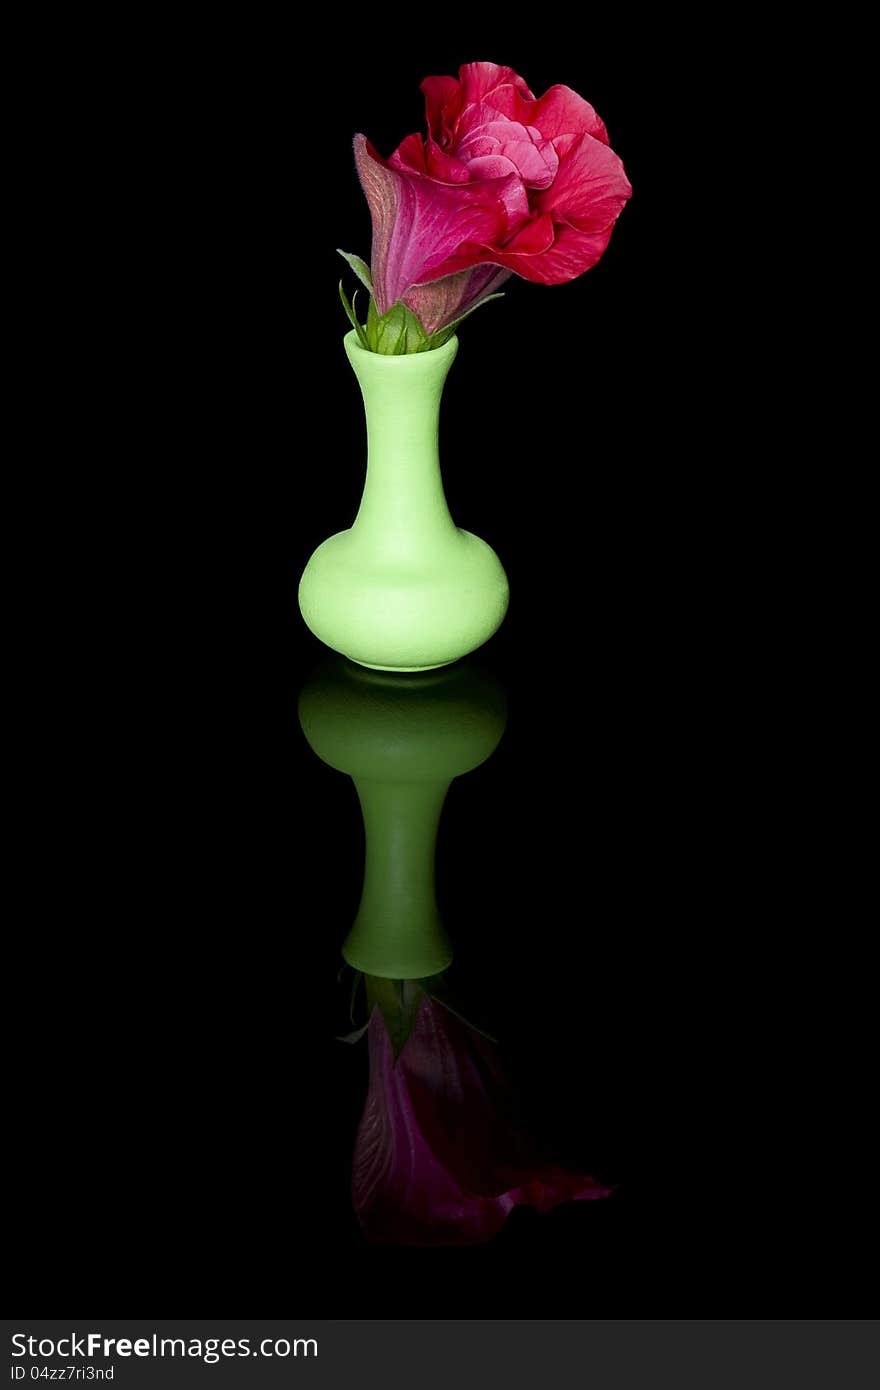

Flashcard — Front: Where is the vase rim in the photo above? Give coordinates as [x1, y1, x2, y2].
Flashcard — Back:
[343, 328, 458, 366]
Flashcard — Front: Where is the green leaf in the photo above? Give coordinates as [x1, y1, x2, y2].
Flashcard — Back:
[338, 279, 368, 347]
[336, 249, 373, 293]
[427, 292, 506, 348]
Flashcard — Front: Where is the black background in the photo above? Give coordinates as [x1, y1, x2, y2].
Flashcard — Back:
[8, 21, 860, 1317]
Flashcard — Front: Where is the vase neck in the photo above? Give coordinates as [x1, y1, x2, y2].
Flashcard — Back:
[342, 776, 452, 978]
[345, 332, 459, 555]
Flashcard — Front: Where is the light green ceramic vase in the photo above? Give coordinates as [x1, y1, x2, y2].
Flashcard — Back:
[298, 331, 509, 671]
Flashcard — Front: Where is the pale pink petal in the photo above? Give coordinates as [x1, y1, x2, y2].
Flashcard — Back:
[454, 103, 558, 188]
[465, 154, 522, 183]
[475, 165, 528, 229]
[483, 120, 558, 187]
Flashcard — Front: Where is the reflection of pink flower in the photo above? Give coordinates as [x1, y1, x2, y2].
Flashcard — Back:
[352, 997, 611, 1246]
[355, 60, 632, 333]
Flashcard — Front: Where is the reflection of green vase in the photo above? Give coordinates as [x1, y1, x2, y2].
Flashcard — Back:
[298, 660, 507, 978]
[298, 332, 509, 672]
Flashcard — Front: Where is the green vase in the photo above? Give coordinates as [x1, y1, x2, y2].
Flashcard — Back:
[298, 331, 509, 671]
[298, 658, 507, 978]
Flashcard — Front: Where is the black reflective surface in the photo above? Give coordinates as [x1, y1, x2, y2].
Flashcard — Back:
[11, 601, 689, 1313]
[286, 646, 674, 1308]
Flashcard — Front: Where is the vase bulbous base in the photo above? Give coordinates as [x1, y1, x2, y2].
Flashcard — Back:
[298, 526, 509, 672]
[351, 659, 457, 673]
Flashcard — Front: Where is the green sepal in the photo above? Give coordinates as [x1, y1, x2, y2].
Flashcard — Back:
[338, 280, 368, 348]
[347, 288, 501, 355]
[379, 303, 408, 355]
[365, 977, 426, 1061]
[348, 968, 364, 1025]
[421, 972, 498, 1042]
[366, 300, 431, 355]
[336, 249, 373, 293]
[366, 292, 381, 345]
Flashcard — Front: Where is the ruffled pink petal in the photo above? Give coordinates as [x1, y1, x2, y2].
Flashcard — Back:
[388, 131, 428, 173]
[534, 131, 632, 231]
[424, 137, 471, 183]
[354, 134, 515, 314]
[466, 214, 618, 285]
[496, 220, 618, 282]
[421, 74, 464, 145]
[459, 61, 534, 104]
[464, 155, 531, 222]
[485, 82, 610, 145]
[424, 211, 555, 282]
[431, 132, 631, 285]
[465, 154, 523, 183]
